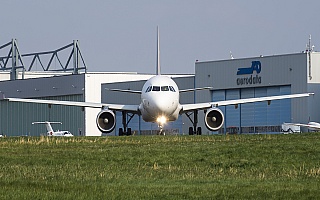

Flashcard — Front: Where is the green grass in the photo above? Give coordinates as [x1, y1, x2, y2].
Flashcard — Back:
[0, 134, 320, 199]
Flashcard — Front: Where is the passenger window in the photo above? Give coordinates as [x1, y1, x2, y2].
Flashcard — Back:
[161, 86, 169, 91]
[152, 86, 160, 91]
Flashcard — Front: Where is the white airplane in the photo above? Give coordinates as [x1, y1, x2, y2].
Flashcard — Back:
[5, 28, 314, 135]
[287, 122, 320, 132]
[32, 121, 74, 137]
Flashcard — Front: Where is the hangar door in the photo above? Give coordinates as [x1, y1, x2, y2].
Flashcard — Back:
[212, 86, 291, 134]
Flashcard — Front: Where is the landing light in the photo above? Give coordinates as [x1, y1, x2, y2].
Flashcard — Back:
[156, 116, 167, 124]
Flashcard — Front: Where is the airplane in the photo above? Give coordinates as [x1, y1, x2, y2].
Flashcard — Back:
[32, 121, 74, 137]
[4, 27, 314, 136]
[285, 122, 320, 132]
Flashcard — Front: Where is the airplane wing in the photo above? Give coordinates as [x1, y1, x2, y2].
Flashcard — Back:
[5, 98, 140, 113]
[284, 123, 320, 130]
[181, 93, 314, 112]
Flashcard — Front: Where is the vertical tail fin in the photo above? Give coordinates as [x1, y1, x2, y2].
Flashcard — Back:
[45, 122, 54, 133]
[156, 26, 161, 75]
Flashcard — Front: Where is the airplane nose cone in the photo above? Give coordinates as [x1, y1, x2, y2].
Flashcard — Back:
[152, 99, 176, 115]
[153, 100, 167, 111]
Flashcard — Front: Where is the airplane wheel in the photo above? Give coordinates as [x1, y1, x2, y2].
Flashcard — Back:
[197, 127, 202, 135]
[189, 127, 193, 135]
[119, 128, 123, 136]
[127, 128, 132, 136]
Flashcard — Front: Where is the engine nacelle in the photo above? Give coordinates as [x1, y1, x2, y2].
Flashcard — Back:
[96, 109, 116, 133]
[204, 108, 224, 131]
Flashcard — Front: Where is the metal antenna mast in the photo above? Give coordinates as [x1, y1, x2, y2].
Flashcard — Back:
[307, 34, 313, 80]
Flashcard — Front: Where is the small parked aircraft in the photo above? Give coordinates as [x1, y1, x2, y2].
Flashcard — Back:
[32, 121, 74, 137]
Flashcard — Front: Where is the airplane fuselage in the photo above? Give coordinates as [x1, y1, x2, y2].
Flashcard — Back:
[32, 121, 74, 137]
[307, 122, 320, 131]
[47, 131, 74, 137]
[139, 75, 182, 123]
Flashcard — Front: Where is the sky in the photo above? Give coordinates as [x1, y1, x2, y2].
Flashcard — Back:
[1, 0, 320, 74]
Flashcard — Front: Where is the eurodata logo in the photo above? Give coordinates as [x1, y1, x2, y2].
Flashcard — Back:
[236, 61, 262, 85]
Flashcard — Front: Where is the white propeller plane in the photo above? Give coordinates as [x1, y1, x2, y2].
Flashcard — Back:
[32, 121, 74, 137]
[5, 28, 314, 135]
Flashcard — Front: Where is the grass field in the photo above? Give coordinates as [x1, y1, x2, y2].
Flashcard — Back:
[0, 133, 320, 199]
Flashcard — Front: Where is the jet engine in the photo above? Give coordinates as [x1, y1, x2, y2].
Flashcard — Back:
[204, 108, 224, 131]
[96, 109, 116, 133]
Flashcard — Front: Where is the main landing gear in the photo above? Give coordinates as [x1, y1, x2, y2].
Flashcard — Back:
[118, 112, 166, 136]
[185, 110, 202, 135]
[118, 111, 134, 136]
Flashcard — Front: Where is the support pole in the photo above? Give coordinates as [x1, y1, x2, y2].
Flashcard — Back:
[10, 39, 17, 80]
[73, 40, 79, 74]
[122, 111, 127, 132]
[193, 110, 198, 133]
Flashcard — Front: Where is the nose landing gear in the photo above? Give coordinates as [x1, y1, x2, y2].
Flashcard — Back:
[158, 124, 165, 135]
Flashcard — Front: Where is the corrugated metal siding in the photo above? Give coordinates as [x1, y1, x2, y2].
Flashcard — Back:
[0, 94, 84, 136]
[196, 53, 309, 134]
[208, 86, 291, 134]
[0, 74, 85, 136]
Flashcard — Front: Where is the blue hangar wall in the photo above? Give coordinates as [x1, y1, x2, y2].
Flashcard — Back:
[195, 53, 315, 134]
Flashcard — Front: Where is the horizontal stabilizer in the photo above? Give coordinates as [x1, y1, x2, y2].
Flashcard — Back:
[105, 88, 141, 94]
[179, 87, 213, 93]
[32, 121, 62, 125]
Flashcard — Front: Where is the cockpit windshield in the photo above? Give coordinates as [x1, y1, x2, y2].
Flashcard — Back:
[161, 86, 169, 91]
[145, 86, 176, 93]
[169, 86, 176, 92]
[152, 86, 160, 91]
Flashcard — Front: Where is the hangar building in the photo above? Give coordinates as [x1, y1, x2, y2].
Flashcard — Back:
[0, 38, 318, 136]
[195, 52, 319, 134]
[0, 71, 194, 136]
[0, 39, 197, 136]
